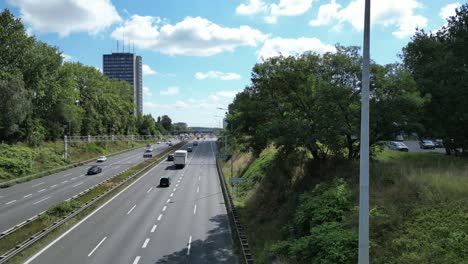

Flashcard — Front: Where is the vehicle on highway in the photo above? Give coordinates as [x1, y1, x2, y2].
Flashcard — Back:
[187, 146, 193, 152]
[159, 176, 171, 187]
[434, 139, 444, 148]
[146, 144, 152, 148]
[157, 141, 161, 144]
[167, 153, 174, 161]
[174, 150, 188, 168]
[169, 142, 173, 146]
[388, 141, 409, 152]
[96, 156, 107, 162]
[193, 141, 198, 146]
[87, 165, 102, 175]
[420, 140, 436, 149]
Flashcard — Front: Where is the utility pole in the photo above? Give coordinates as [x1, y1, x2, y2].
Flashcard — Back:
[358, 0, 371, 263]
[64, 135, 68, 160]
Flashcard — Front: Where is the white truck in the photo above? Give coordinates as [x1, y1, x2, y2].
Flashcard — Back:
[173, 150, 188, 168]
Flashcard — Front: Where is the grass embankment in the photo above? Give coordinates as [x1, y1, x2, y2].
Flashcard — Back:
[220, 149, 468, 264]
[0, 141, 183, 262]
[0, 140, 157, 184]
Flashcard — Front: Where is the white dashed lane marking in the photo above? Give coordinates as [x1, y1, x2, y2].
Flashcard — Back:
[88, 236, 107, 257]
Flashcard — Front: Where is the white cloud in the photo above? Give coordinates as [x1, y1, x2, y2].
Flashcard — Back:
[440, 2, 461, 20]
[143, 86, 152, 97]
[236, 0, 267, 15]
[142, 64, 156, 75]
[309, 0, 427, 39]
[209, 90, 238, 102]
[236, 0, 314, 24]
[61, 53, 73, 62]
[194, 71, 241, 81]
[8, 0, 121, 37]
[160, 86, 180, 96]
[111, 15, 267, 56]
[175, 100, 189, 109]
[258, 37, 335, 60]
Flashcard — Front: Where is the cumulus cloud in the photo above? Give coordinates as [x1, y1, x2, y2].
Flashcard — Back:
[209, 90, 239, 101]
[440, 2, 461, 20]
[194, 71, 241, 81]
[160, 86, 180, 96]
[142, 64, 156, 75]
[143, 86, 152, 97]
[309, 0, 427, 39]
[236, 0, 314, 24]
[111, 15, 267, 56]
[258, 37, 335, 60]
[8, 0, 121, 37]
[61, 53, 74, 62]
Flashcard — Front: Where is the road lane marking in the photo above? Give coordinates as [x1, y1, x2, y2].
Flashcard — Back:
[132, 256, 141, 264]
[162, 206, 167, 212]
[71, 177, 77, 180]
[24, 194, 32, 198]
[166, 199, 170, 203]
[142, 238, 150, 248]
[33, 196, 50, 205]
[32, 182, 45, 187]
[72, 182, 84, 187]
[151, 225, 157, 233]
[61, 180, 68, 184]
[175, 184, 179, 187]
[173, 188, 176, 192]
[193, 204, 197, 215]
[63, 173, 72, 177]
[157, 214, 163, 221]
[127, 204, 137, 215]
[170, 193, 174, 197]
[37, 189, 46, 193]
[6, 200, 16, 205]
[50, 184, 58, 188]
[88, 237, 107, 257]
[78, 175, 84, 178]
[198, 176, 201, 181]
[187, 235, 192, 255]
[23, 157, 165, 264]
[147, 187, 153, 193]
[197, 186, 199, 193]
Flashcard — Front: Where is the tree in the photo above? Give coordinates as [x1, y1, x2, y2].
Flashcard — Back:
[160, 115, 173, 132]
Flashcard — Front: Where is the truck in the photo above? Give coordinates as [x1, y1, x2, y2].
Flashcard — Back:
[173, 150, 188, 168]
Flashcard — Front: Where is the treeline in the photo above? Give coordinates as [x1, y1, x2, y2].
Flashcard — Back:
[0, 9, 172, 146]
[228, 3, 468, 159]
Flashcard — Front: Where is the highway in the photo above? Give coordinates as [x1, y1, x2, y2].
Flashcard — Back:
[0, 141, 179, 233]
[23, 139, 237, 264]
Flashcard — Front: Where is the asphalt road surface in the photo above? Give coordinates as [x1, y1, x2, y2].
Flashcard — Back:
[24, 139, 237, 264]
[0, 141, 179, 233]
[403, 140, 445, 153]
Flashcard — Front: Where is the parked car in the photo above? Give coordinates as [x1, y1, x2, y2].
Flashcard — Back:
[420, 140, 436, 149]
[167, 153, 174, 161]
[96, 156, 107, 162]
[159, 176, 171, 187]
[87, 165, 102, 175]
[388, 141, 409, 152]
[187, 146, 193, 152]
[434, 139, 444, 148]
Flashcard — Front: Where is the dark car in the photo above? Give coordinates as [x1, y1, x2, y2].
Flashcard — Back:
[87, 165, 102, 175]
[187, 146, 193, 152]
[420, 140, 436, 149]
[143, 152, 153, 158]
[168, 142, 173, 146]
[159, 176, 171, 187]
[167, 153, 174, 161]
[434, 139, 444, 148]
[193, 141, 198, 146]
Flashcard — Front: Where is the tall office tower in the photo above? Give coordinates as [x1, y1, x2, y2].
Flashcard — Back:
[103, 52, 143, 114]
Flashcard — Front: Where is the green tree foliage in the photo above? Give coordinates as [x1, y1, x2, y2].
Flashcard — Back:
[403, 3, 468, 155]
[160, 115, 173, 132]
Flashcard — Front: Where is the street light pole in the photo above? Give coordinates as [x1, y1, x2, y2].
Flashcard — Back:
[359, 0, 371, 264]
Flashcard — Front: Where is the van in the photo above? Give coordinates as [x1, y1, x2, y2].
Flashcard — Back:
[174, 150, 188, 168]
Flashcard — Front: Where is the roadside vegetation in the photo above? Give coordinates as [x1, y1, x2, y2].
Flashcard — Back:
[220, 4, 468, 263]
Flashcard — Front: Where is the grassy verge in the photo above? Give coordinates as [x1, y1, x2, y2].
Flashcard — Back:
[0, 141, 185, 263]
[222, 148, 468, 263]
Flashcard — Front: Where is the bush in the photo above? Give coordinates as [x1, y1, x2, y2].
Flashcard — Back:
[47, 200, 81, 217]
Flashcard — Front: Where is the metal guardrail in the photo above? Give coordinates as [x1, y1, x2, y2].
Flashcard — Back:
[0, 137, 172, 188]
[216, 158, 254, 264]
[0, 141, 187, 263]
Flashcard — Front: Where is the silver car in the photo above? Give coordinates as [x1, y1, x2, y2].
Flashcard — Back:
[388, 141, 409, 152]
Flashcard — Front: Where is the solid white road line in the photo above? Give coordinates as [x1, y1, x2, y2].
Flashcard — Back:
[193, 204, 197, 215]
[147, 187, 153, 193]
[23, 157, 165, 264]
[132, 256, 141, 264]
[187, 235, 192, 255]
[197, 186, 199, 193]
[37, 188, 46, 193]
[24, 194, 33, 198]
[72, 182, 83, 187]
[127, 204, 137, 215]
[157, 214, 163, 221]
[50, 184, 58, 188]
[142, 238, 150, 248]
[151, 225, 157, 233]
[33, 196, 50, 205]
[162, 206, 167, 212]
[170, 193, 174, 197]
[6, 200, 16, 205]
[32, 182, 45, 187]
[88, 236, 107, 257]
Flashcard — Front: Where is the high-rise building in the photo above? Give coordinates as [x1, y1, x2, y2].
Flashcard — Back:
[103, 52, 143, 114]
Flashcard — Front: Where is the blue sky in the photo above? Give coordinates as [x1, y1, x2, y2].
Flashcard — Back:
[1, 0, 463, 127]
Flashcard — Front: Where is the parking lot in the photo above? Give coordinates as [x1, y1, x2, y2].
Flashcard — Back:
[402, 140, 446, 153]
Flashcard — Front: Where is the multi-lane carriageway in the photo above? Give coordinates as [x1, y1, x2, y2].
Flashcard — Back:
[0, 141, 180, 233]
[18, 139, 237, 263]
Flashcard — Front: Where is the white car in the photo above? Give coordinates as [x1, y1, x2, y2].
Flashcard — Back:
[157, 141, 161, 144]
[97, 156, 107, 162]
